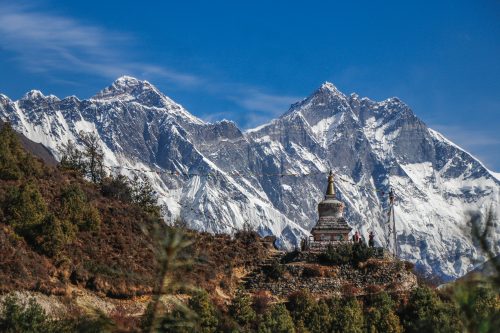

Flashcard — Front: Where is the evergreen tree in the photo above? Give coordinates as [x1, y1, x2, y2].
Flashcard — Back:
[402, 286, 461, 333]
[451, 281, 500, 333]
[79, 131, 105, 183]
[0, 123, 23, 180]
[286, 290, 316, 326]
[59, 184, 100, 232]
[229, 291, 256, 328]
[330, 298, 364, 333]
[37, 214, 74, 257]
[0, 123, 42, 180]
[58, 139, 86, 173]
[308, 300, 332, 333]
[258, 304, 295, 333]
[0, 296, 51, 333]
[100, 174, 133, 202]
[4, 182, 47, 239]
[364, 293, 402, 333]
[130, 175, 160, 218]
[188, 291, 219, 333]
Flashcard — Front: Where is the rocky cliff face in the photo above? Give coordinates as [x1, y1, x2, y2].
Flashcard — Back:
[1, 76, 498, 280]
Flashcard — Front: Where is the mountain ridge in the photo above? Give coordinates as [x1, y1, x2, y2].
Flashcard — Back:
[1, 76, 498, 281]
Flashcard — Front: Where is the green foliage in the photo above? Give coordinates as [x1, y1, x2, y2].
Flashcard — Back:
[0, 295, 53, 333]
[157, 291, 218, 333]
[365, 293, 402, 333]
[229, 291, 256, 328]
[308, 300, 332, 333]
[0, 295, 115, 333]
[402, 286, 461, 333]
[450, 280, 500, 333]
[58, 140, 86, 174]
[101, 173, 161, 218]
[100, 174, 133, 202]
[59, 184, 100, 232]
[0, 124, 23, 180]
[0, 123, 42, 180]
[258, 303, 295, 333]
[286, 290, 316, 326]
[130, 175, 160, 218]
[330, 298, 364, 333]
[263, 262, 286, 280]
[143, 228, 195, 333]
[2, 182, 100, 257]
[58, 132, 105, 183]
[157, 307, 194, 333]
[4, 182, 47, 239]
[61, 310, 115, 333]
[188, 291, 219, 333]
[37, 214, 75, 257]
[319, 243, 375, 266]
[319, 243, 353, 265]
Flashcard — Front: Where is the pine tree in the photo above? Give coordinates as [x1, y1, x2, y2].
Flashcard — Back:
[286, 290, 316, 326]
[364, 293, 402, 333]
[130, 175, 160, 218]
[4, 182, 47, 239]
[258, 304, 295, 333]
[0, 123, 42, 180]
[402, 286, 461, 333]
[308, 300, 332, 333]
[59, 184, 100, 232]
[79, 131, 105, 183]
[37, 214, 74, 257]
[0, 124, 22, 180]
[0, 296, 51, 333]
[330, 298, 364, 333]
[229, 291, 257, 328]
[58, 139, 86, 173]
[188, 291, 219, 333]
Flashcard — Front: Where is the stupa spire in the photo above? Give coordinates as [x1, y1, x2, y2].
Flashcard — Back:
[326, 170, 335, 196]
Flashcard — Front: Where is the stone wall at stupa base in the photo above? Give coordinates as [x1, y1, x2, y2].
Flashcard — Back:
[244, 257, 418, 298]
[307, 240, 347, 252]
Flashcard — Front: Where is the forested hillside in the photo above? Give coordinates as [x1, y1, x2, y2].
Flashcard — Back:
[0, 123, 498, 332]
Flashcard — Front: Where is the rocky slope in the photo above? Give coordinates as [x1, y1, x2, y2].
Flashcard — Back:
[1, 76, 498, 280]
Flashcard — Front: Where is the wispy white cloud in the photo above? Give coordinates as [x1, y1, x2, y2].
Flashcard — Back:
[229, 89, 299, 116]
[0, 2, 300, 125]
[0, 2, 200, 86]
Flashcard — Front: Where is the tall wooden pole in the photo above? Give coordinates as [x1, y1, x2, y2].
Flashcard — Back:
[389, 189, 397, 257]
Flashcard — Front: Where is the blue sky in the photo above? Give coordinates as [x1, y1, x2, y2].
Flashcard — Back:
[0, 0, 499, 170]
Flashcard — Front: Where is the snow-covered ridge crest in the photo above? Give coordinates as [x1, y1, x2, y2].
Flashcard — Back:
[0, 77, 498, 280]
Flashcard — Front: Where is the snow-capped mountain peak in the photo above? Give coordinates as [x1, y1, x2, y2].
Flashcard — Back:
[92, 75, 164, 103]
[90, 76, 204, 125]
[320, 81, 343, 94]
[22, 90, 46, 100]
[0, 77, 498, 281]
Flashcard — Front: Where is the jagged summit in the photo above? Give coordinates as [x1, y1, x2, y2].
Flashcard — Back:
[91, 75, 172, 106]
[22, 90, 45, 100]
[314, 81, 347, 100]
[320, 81, 341, 93]
[109, 75, 159, 94]
[115, 75, 145, 85]
[19, 90, 61, 104]
[0, 79, 498, 280]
